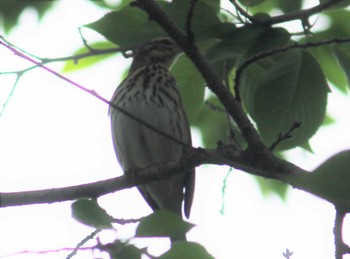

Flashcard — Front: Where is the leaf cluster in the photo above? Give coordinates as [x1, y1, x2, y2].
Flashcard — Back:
[71, 199, 211, 259]
[79, 0, 350, 198]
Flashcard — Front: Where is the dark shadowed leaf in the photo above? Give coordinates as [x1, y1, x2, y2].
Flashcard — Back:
[192, 95, 229, 148]
[0, 0, 54, 33]
[333, 44, 350, 89]
[308, 45, 347, 93]
[238, 0, 266, 7]
[71, 198, 114, 229]
[302, 10, 350, 91]
[160, 241, 214, 259]
[85, 7, 164, 47]
[241, 49, 329, 150]
[206, 26, 290, 63]
[103, 240, 142, 259]
[275, 0, 303, 12]
[256, 177, 288, 199]
[206, 25, 266, 62]
[136, 211, 195, 239]
[172, 55, 205, 123]
[284, 150, 350, 209]
[85, 0, 221, 48]
[245, 27, 290, 58]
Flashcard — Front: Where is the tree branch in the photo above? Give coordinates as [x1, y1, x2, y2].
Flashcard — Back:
[134, 0, 266, 153]
[229, 0, 258, 23]
[265, 0, 347, 26]
[230, 0, 348, 26]
[185, 0, 198, 43]
[0, 145, 305, 208]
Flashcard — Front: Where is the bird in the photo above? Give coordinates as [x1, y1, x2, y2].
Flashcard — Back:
[109, 38, 195, 240]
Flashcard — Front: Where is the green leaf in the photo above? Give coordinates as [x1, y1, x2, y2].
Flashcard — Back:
[319, 9, 350, 38]
[206, 26, 290, 63]
[256, 177, 288, 200]
[275, 0, 303, 12]
[63, 41, 118, 72]
[333, 44, 350, 89]
[300, 141, 314, 153]
[85, 0, 221, 48]
[245, 27, 290, 58]
[284, 150, 350, 209]
[241, 49, 329, 150]
[237, 0, 267, 7]
[307, 9, 350, 92]
[71, 198, 114, 229]
[0, 0, 54, 33]
[192, 95, 229, 148]
[308, 45, 347, 93]
[105, 241, 142, 259]
[206, 25, 266, 62]
[135, 211, 195, 239]
[323, 114, 336, 126]
[172, 55, 205, 123]
[86, 7, 164, 47]
[160, 241, 214, 259]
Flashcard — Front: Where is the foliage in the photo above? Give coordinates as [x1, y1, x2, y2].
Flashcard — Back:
[82, 0, 350, 200]
[284, 150, 350, 209]
[0, 0, 54, 33]
[2, 0, 350, 258]
[76, 0, 350, 256]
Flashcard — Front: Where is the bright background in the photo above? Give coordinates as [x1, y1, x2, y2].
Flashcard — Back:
[1, 0, 350, 258]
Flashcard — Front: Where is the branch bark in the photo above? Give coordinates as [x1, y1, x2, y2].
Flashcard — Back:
[230, 0, 348, 26]
[133, 0, 265, 151]
[0, 145, 305, 208]
[133, 0, 307, 179]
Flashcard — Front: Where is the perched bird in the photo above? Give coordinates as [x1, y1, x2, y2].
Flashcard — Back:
[109, 38, 195, 239]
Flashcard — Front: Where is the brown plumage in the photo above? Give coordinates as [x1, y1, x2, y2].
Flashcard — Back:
[109, 38, 195, 239]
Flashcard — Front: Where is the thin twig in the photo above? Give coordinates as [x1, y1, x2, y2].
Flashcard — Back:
[113, 216, 144, 225]
[186, 0, 198, 43]
[269, 121, 302, 151]
[220, 168, 232, 215]
[0, 73, 23, 116]
[229, 0, 257, 23]
[78, 27, 95, 53]
[66, 229, 101, 259]
[0, 38, 191, 149]
[204, 100, 225, 113]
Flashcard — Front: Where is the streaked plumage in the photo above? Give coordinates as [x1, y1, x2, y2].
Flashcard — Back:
[109, 38, 195, 223]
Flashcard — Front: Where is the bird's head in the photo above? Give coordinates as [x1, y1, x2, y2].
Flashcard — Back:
[130, 38, 182, 72]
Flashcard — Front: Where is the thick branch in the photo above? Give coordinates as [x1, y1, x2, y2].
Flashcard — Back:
[135, 0, 266, 152]
[0, 145, 305, 208]
[265, 0, 347, 26]
[230, 0, 347, 26]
